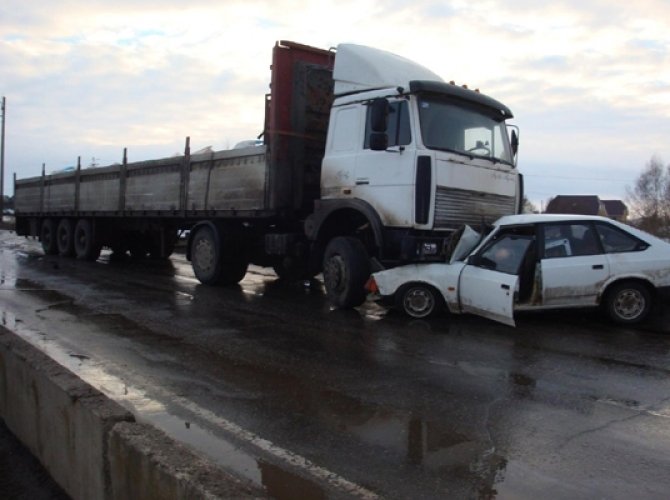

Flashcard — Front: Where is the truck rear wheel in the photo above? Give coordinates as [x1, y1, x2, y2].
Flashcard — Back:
[56, 218, 75, 257]
[191, 226, 249, 285]
[74, 219, 102, 261]
[323, 236, 370, 308]
[40, 219, 59, 255]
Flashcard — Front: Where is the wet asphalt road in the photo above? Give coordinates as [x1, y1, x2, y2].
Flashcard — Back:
[1, 229, 670, 499]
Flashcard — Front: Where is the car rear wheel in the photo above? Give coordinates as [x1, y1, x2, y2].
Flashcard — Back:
[604, 281, 652, 325]
[396, 283, 444, 319]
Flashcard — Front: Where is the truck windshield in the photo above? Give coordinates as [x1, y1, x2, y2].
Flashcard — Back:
[418, 97, 513, 165]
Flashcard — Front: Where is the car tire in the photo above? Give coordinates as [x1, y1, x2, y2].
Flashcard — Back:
[604, 281, 652, 325]
[396, 283, 444, 319]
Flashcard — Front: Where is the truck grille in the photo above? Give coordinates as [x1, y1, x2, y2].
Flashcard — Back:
[434, 186, 516, 230]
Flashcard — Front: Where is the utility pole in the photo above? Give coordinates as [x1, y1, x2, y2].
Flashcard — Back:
[0, 97, 5, 217]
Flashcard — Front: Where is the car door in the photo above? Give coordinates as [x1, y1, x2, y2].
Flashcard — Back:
[539, 222, 610, 306]
[458, 231, 535, 326]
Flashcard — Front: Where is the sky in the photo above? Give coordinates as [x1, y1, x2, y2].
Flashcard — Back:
[1, 0, 669, 210]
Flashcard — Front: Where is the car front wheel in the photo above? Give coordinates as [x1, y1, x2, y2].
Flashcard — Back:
[604, 281, 652, 325]
[396, 283, 444, 319]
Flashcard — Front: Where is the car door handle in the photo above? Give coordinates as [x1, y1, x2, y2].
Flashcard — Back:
[592, 264, 604, 270]
[501, 284, 510, 290]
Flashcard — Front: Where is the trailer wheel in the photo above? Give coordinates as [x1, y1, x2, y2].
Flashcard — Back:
[40, 219, 59, 255]
[191, 226, 248, 285]
[323, 236, 370, 308]
[191, 227, 221, 284]
[56, 218, 75, 257]
[74, 219, 102, 261]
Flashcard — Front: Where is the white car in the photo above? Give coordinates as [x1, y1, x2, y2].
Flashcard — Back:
[367, 214, 670, 326]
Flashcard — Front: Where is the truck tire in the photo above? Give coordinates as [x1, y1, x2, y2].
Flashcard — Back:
[323, 236, 370, 308]
[604, 281, 652, 324]
[74, 219, 102, 261]
[56, 218, 75, 257]
[191, 226, 249, 285]
[40, 219, 59, 256]
[191, 227, 221, 284]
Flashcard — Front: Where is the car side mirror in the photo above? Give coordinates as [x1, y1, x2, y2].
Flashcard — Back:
[467, 254, 480, 266]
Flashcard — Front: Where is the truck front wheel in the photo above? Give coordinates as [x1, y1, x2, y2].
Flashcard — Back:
[323, 236, 370, 308]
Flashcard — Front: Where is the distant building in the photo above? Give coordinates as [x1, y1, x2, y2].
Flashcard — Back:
[601, 199, 629, 222]
[545, 195, 627, 221]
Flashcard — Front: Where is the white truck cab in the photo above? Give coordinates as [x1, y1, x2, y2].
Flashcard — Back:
[317, 44, 520, 258]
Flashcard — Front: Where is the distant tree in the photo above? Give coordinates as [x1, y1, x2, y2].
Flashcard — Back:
[522, 196, 538, 214]
[626, 156, 670, 236]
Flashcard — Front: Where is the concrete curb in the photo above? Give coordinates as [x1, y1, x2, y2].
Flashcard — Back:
[0, 326, 266, 499]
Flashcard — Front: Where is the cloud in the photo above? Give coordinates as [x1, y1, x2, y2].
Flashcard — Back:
[1, 0, 669, 203]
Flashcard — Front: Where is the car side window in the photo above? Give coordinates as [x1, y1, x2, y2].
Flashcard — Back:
[477, 234, 533, 274]
[364, 100, 411, 149]
[543, 223, 602, 258]
[595, 222, 649, 253]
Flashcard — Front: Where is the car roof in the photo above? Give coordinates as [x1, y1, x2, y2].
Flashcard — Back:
[493, 213, 670, 247]
[495, 213, 614, 226]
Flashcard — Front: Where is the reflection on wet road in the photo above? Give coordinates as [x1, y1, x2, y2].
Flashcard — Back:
[2, 231, 670, 499]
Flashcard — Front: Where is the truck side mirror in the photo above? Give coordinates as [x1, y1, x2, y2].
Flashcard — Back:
[510, 128, 519, 158]
[370, 98, 389, 133]
[369, 132, 388, 151]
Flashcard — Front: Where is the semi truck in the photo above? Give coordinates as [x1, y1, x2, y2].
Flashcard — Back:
[14, 40, 522, 308]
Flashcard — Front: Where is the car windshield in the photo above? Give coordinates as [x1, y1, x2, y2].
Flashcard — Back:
[418, 96, 513, 165]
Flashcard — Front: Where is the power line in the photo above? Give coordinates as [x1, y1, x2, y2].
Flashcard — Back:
[524, 173, 633, 183]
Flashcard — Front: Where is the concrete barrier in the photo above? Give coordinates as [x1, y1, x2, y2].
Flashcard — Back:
[0, 326, 265, 499]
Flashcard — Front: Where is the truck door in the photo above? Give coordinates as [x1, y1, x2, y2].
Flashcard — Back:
[458, 232, 534, 326]
[355, 99, 417, 227]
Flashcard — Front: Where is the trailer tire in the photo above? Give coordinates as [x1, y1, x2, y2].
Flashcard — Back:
[191, 227, 221, 284]
[56, 218, 75, 257]
[191, 226, 249, 285]
[323, 236, 370, 308]
[74, 219, 102, 261]
[40, 219, 59, 256]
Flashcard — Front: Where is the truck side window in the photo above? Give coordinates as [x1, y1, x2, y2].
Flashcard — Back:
[364, 101, 411, 149]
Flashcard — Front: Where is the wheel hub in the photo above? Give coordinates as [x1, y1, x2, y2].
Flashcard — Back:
[614, 289, 644, 319]
[324, 255, 345, 291]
